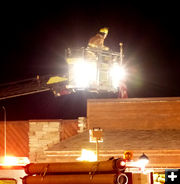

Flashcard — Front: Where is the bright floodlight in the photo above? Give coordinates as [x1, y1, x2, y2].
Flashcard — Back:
[73, 60, 97, 88]
[110, 63, 127, 88]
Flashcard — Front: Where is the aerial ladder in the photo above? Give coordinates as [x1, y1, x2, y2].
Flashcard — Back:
[0, 45, 127, 100]
[0, 74, 68, 100]
[0, 27, 128, 100]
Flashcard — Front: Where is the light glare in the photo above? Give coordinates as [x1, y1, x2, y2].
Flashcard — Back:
[1, 156, 30, 166]
[127, 159, 149, 171]
[110, 63, 127, 88]
[73, 60, 97, 88]
[77, 149, 97, 162]
[3, 156, 18, 166]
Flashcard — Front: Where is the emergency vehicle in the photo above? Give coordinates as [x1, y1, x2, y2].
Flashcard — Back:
[0, 157, 29, 184]
[0, 29, 130, 183]
[0, 43, 127, 100]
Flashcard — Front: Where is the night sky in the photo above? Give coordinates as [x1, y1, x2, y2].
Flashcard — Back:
[0, 2, 180, 120]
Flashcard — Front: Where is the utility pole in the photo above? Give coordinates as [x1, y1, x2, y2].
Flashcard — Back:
[89, 128, 103, 161]
[2, 106, 6, 157]
[119, 42, 123, 65]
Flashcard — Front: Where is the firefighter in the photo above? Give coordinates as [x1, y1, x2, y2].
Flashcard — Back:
[88, 27, 109, 51]
[118, 81, 128, 98]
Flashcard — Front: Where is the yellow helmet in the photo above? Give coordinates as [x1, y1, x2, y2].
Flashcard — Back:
[99, 27, 108, 34]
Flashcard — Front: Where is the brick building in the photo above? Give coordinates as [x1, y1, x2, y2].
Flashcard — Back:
[0, 97, 180, 170]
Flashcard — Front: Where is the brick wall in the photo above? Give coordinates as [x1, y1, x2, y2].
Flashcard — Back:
[87, 97, 180, 130]
[0, 121, 29, 157]
[60, 120, 78, 141]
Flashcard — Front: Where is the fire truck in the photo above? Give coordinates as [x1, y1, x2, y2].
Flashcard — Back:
[0, 157, 29, 184]
[0, 154, 155, 184]
[0, 44, 165, 183]
[0, 45, 129, 183]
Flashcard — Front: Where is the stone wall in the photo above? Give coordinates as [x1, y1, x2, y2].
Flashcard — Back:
[29, 120, 61, 162]
[29, 118, 86, 162]
[77, 117, 87, 133]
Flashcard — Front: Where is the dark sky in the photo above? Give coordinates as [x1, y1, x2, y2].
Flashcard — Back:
[0, 2, 180, 120]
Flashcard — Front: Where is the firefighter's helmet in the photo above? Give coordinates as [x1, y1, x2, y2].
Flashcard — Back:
[99, 27, 108, 35]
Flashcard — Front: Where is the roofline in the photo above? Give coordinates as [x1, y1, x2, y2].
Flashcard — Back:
[45, 149, 180, 156]
[87, 97, 180, 103]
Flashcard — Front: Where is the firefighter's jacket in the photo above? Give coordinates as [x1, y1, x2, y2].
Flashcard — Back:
[88, 33, 109, 51]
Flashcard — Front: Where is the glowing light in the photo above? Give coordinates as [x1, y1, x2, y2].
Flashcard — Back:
[137, 153, 149, 171]
[3, 156, 18, 166]
[110, 63, 127, 88]
[119, 160, 126, 167]
[0, 156, 30, 166]
[135, 159, 149, 170]
[126, 159, 149, 171]
[126, 153, 149, 171]
[77, 149, 97, 162]
[72, 60, 97, 88]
